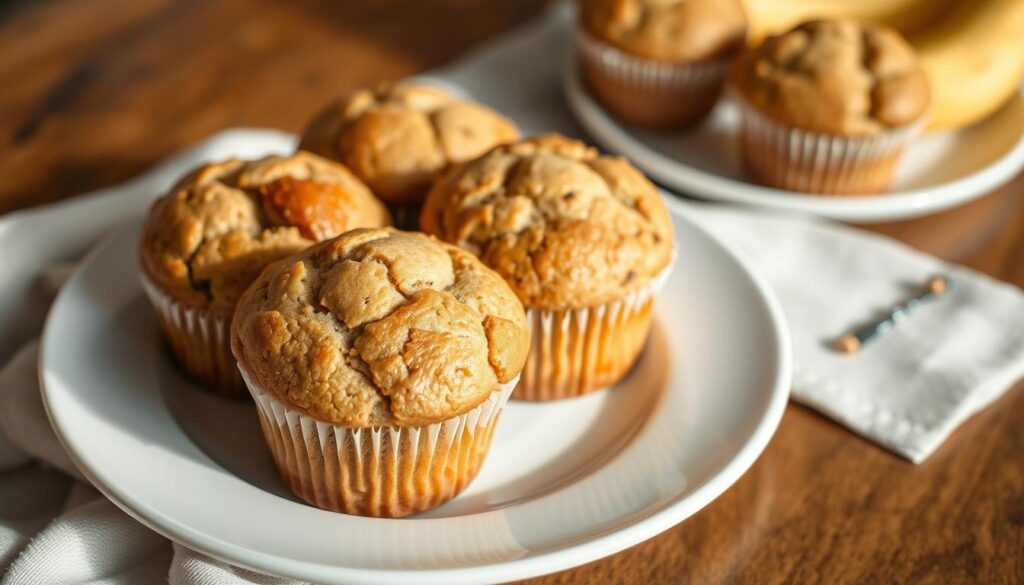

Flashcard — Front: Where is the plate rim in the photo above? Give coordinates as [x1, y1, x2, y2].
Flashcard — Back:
[564, 60, 1024, 223]
[40, 203, 792, 584]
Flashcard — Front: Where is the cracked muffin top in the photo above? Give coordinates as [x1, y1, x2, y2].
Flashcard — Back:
[139, 152, 391, 315]
[730, 19, 930, 136]
[298, 83, 520, 205]
[420, 134, 674, 310]
[231, 229, 529, 427]
[579, 0, 747, 62]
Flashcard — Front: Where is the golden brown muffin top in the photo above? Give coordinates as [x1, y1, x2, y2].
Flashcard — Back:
[731, 19, 930, 136]
[298, 83, 520, 205]
[231, 229, 530, 427]
[140, 152, 391, 315]
[421, 134, 674, 310]
[579, 0, 747, 61]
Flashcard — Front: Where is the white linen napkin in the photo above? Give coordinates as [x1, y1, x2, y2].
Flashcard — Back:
[1, 5, 1023, 583]
[692, 206, 1024, 462]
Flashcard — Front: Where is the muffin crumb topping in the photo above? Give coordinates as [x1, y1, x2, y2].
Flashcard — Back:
[421, 134, 674, 309]
[140, 152, 390, 314]
[299, 83, 520, 204]
[232, 229, 529, 427]
[580, 0, 747, 61]
[732, 19, 930, 135]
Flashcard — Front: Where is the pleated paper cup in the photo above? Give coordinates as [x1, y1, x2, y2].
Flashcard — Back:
[515, 265, 672, 401]
[734, 92, 924, 195]
[139, 274, 246, 397]
[240, 364, 517, 518]
[576, 28, 731, 129]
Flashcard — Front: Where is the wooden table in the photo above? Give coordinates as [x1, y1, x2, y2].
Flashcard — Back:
[3, 1, 1022, 582]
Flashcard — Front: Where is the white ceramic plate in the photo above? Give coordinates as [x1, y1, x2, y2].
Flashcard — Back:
[41, 205, 791, 584]
[564, 64, 1024, 223]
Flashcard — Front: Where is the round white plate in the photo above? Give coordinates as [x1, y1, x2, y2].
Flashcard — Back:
[564, 64, 1024, 222]
[41, 205, 791, 584]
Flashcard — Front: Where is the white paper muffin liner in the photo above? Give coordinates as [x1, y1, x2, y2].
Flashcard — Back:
[139, 273, 245, 396]
[734, 92, 924, 194]
[516, 264, 672, 401]
[576, 28, 731, 128]
[239, 363, 517, 517]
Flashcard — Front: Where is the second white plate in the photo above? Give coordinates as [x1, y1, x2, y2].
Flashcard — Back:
[564, 63, 1024, 223]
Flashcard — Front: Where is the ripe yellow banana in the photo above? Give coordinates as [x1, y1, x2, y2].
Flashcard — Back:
[741, 0, 945, 42]
[910, 0, 1024, 130]
[740, 0, 1024, 130]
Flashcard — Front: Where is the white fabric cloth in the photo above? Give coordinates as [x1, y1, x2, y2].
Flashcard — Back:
[694, 207, 1024, 463]
[1, 4, 1022, 583]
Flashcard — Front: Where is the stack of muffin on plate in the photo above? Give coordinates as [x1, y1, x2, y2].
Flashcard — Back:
[138, 82, 675, 517]
[575, 0, 931, 195]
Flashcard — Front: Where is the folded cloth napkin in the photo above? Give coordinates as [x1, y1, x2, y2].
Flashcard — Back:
[2, 4, 1023, 583]
[691, 206, 1024, 462]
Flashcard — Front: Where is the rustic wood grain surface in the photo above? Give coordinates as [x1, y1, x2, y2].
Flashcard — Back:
[3, 1, 1022, 583]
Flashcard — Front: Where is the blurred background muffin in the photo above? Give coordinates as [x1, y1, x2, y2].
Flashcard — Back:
[577, 0, 747, 128]
[422, 134, 674, 400]
[232, 228, 529, 517]
[741, 0, 1024, 133]
[729, 19, 930, 194]
[139, 151, 390, 396]
[299, 82, 519, 225]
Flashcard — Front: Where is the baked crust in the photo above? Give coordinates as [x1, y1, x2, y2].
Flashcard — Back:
[139, 152, 391, 315]
[298, 83, 520, 204]
[579, 0, 747, 62]
[420, 134, 674, 310]
[231, 228, 529, 427]
[731, 19, 930, 136]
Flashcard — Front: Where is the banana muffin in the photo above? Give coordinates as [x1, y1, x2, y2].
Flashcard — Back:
[577, 0, 748, 128]
[730, 19, 930, 194]
[231, 228, 529, 516]
[421, 134, 674, 400]
[299, 82, 519, 215]
[139, 151, 391, 396]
